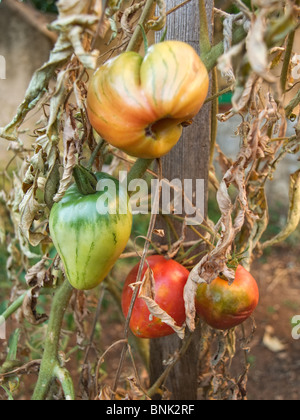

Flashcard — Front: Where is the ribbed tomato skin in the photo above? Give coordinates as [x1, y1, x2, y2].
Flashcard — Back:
[195, 265, 259, 330]
[87, 41, 209, 159]
[122, 255, 190, 338]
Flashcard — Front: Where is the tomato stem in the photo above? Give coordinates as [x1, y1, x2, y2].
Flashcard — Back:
[199, 0, 211, 56]
[73, 164, 98, 195]
[127, 158, 154, 186]
[32, 280, 74, 400]
[138, 23, 149, 54]
[126, 0, 156, 53]
[201, 25, 247, 72]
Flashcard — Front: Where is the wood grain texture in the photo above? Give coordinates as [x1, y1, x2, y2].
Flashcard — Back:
[149, 0, 214, 400]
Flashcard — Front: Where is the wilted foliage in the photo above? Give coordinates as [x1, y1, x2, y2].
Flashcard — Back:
[0, 0, 299, 401]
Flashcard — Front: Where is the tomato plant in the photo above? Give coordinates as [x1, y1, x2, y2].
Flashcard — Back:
[87, 40, 209, 159]
[49, 172, 132, 290]
[122, 255, 189, 338]
[195, 265, 259, 330]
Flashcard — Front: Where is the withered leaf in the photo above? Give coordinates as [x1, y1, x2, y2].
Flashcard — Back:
[246, 13, 276, 83]
[139, 268, 185, 340]
[22, 286, 48, 326]
[53, 113, 77, 203]
[19, 186, 48, 247]
[57, 0, 91, 17]
[98, 385, 114, 400]
[25, 256, 53, 288]
[44, 158, 61, 209]
[0, 0, 102, 141]
[153, 229, 165, 238]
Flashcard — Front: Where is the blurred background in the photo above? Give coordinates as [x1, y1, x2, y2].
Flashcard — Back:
[0, 0, 299, 400]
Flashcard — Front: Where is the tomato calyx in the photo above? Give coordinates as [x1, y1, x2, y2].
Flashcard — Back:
[219, 251, 247, 282]
[73, 164, 98, 196]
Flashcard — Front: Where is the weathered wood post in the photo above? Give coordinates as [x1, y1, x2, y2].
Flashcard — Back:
[149, 0, 213, 400]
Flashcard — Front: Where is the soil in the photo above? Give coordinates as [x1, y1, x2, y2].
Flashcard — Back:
[245, 245, 300, 400]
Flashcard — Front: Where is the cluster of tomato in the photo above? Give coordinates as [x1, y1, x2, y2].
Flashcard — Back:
[49, 41, 259, 337]
[122, 256, 259, 337]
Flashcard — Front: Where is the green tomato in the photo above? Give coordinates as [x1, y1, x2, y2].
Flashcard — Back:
[49, 173, 132, 290]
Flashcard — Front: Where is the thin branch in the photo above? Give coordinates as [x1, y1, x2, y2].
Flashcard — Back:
[205, 84, 234, 105]
[0, 360, 41, 378]
[31, 280, 74, 400]
[113, 160, 162, 394]
[126, 0, 156, 53]
[210, 67, 219, 167]
[199, 0, 211, 55]
[78, 285, 106, 391]
[281, 31, 296, 92]
[167, 0, 191, 16]
[0, 293, 26, 321]
[285, 90, 300, 117]
[4, 0, 58, 44]
[94, 339, 128, 397]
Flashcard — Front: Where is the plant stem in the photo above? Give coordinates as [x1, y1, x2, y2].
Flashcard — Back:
[127, 158, 154, 185]
[0, 293, 26, 321]
[202, 25, 247, 72]
[32, 280, 74, 400]
[285, 90, 300, 118]
[199, 0, 211, 55]
[210, 67, 219, 167]
[281, 31, 295, 92]
[87, 138, 105, 170]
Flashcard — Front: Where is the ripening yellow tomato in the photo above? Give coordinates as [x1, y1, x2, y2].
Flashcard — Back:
[87, 41, 209, 159]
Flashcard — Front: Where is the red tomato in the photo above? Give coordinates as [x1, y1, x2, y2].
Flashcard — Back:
[195, 265, 259, 330]
[122, 255, 189, 338]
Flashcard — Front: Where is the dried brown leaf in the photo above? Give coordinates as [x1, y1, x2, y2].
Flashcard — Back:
[22, 286, 48, 326]
[71, 290, 89, 349]
[44, 158, 61, 209]
[19, 186, 48, 247]
[98, 385, 114, 400]
[53, 113, 77, 202]
[0, 0, 102, 141]
[167, 218, 187, 259]
[25, 256, 53, 288]
[57, 0, 91, 16]
[139, 268, 185, 340]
